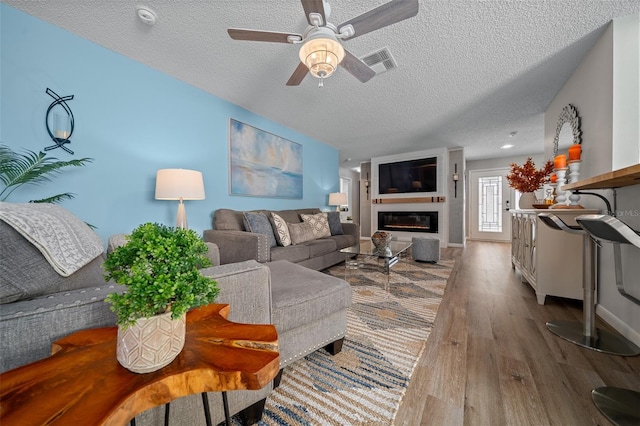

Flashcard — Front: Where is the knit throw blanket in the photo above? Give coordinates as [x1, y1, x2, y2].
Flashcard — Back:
[0, 202, 103, 277]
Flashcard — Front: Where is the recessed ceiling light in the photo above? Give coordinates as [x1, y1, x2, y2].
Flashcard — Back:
[509, 131, 518, 138]
[501, 144, 514, 149]
[136, 6, 157, 26]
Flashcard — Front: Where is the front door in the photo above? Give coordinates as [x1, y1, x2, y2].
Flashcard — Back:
[469, 168, 513, 241]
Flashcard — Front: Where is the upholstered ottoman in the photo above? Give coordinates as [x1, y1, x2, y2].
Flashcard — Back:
[266, 260, 352, 370]
[412, 236, 440, 262]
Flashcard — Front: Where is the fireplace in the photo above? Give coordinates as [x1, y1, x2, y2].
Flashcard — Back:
[378, 211, 438, 233]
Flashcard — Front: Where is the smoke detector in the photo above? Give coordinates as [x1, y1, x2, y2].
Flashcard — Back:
[136, 6, 157, 26]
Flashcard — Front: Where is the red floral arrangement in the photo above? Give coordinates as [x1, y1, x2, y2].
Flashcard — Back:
[506, 157, 554, 193]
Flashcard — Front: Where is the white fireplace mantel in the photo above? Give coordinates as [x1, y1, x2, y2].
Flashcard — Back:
[371, 148, 448, 246]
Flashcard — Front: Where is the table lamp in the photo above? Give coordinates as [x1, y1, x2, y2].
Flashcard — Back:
[328, 192, 347, 212]
[155, 169, 205, 229]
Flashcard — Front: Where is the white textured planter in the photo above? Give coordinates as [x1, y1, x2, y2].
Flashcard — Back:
[518, 192, 536, 209]
[116, 311, 186, 374]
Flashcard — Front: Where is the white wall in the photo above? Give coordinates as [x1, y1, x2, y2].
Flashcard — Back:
[448, 149, 465, 246]
[612, 13, 640, 168]
[545, 16, 640, 346]
[467, 153, 546, 172]
[544, 25, 614, 178]
[339, 167, 361, 223]
[359, 162, 372, 238]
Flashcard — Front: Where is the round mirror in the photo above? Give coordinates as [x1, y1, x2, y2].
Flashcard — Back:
[553, 104, 581, 157]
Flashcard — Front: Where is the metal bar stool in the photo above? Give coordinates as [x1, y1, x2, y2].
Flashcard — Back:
[537, 213, 640, 356]
[575, 214, 640, 426]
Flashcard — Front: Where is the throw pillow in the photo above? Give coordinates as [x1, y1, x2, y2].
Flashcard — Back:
[326, 211, 344, 235]
[269, 212, 292, 247]
[242, 212, 277, 248]
[300, 213, 331, 239]
[287, 222, 316, 245]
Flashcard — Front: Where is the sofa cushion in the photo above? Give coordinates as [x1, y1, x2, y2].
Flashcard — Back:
[243, 212, 277, 248]
[300, 213, 331, 239]
[326, 211, 344, 235]
[305, 239, 337, 258]
[0, 221, 106, 304]
[288, 222, 316, 245]
[267, 260, 352, 334]
[328, 234, 357, 250]
[270, 245, 310, 263]
[214, 209, 246, 231]
[271, 210, 302, 224]
[269, 213, 292, 247]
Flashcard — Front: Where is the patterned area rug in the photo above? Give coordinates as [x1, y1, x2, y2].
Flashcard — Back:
[258, 256, 455, 425]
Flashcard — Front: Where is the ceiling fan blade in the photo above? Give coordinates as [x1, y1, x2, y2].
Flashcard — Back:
[337, 0, 419, 40]
[301, 0, 326, 26]
[286, 62, 309, 86]
[228, 28, 301, 43]
[340, 49, 376, 83]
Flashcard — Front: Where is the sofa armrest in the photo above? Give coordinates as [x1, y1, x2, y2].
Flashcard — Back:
[200, 260, 272, 325]
[204, 242, 220, 266]
[203, 230, 270, 265]
[342, 222, 360, 240]
[0, 284, 123, 373]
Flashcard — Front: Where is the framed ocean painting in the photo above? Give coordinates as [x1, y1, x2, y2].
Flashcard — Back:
[229, 119, 303, 198]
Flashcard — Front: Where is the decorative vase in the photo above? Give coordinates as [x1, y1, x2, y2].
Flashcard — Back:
[518, 192, 536, 209]
[371, 231, 392, 250]
[116, 311, 186, 374]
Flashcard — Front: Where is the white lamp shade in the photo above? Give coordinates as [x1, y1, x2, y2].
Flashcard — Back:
[329, 192, 348, 206]
[155, 169, 205, 200]
[299, 34, 345, 79]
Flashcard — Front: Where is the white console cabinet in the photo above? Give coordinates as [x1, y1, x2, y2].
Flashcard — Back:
[510, 209, 598, 305]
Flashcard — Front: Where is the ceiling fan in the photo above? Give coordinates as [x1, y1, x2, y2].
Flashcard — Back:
[228, 0, 419, 87]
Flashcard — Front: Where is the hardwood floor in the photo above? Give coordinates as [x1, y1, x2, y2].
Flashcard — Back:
[396, 240, 640, 426]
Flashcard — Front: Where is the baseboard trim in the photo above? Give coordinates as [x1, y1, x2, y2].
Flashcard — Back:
[596, 304, 640, 347]
[447, 243, 465, 248]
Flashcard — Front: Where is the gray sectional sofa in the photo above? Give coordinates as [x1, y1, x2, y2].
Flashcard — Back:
[204, 208, 359, 270]
[0, 203, 352, 425]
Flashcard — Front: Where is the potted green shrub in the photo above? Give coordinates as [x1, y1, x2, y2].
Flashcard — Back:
[104, 223, 219, 373]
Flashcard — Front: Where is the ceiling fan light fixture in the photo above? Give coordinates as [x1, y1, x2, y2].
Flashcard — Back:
[298, 34, 344, 79]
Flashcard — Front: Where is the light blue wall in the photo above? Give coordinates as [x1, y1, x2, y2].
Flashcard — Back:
[0, 5, 340, 242]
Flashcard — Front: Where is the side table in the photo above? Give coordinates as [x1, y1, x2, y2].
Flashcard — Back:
[0, 304, 279, 425]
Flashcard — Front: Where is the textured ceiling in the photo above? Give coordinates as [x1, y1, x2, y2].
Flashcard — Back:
[5, 0, 640, 168]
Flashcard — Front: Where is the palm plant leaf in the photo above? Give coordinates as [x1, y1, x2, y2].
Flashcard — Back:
[30, 193, 76, 204]
[0, 145, 92, 202]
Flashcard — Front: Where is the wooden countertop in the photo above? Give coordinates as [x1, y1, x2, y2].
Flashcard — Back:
[563, 163, 640, 190]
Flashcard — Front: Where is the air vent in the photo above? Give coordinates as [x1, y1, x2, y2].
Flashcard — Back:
[360, 47, 397, 74]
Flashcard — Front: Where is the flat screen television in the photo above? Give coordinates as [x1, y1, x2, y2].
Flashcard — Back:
[378, 157, 437, 194]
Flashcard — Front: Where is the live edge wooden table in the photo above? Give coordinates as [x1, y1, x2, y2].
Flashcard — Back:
[0, 304, 279, 426]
